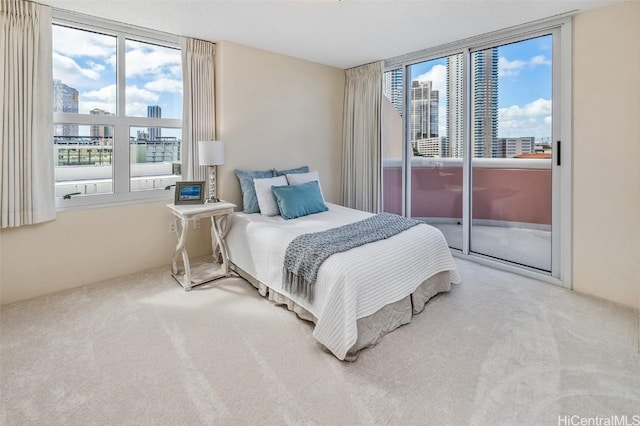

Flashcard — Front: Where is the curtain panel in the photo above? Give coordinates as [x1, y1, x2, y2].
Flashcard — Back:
[0, 0, 55, 228]
[181, 37, 216, 182]
[341, 61, 383, 213]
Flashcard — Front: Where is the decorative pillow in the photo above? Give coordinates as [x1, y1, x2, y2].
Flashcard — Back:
[234, 169, 275, 213]
[274, 165, 309, 177]
[285, 170, 325, 200]
[271, 181, 328, 220]
[253, 175, 288, 216]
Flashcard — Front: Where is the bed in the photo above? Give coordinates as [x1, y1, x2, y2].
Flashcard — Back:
[226, 202, 462, 360]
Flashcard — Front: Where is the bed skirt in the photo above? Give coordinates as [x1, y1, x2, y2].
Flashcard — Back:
[231, 263, 451, 361]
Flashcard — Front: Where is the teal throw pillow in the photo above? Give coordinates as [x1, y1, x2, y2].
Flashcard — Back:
[274, 166, 309, 176]
[234, 169, 275, 213]
[271, 181, 328, 220]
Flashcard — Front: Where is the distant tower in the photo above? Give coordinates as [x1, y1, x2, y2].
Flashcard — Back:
[410, 80, 439, 152]
[446, 55, 464, 158]
[147, 105, 161, 140]
[471, 48, 498, 158]
[383, 69, 404, 117]
[89, 109, 113, 139]
[53, 80, 79, 137]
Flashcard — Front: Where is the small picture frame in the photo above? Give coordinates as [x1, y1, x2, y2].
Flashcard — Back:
[174, 181, 205, 205]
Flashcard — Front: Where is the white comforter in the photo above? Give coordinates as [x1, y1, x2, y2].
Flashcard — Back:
[226, 203, 461, 360]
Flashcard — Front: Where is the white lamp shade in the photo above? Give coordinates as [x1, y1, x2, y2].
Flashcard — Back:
[198, 140, 225, 165]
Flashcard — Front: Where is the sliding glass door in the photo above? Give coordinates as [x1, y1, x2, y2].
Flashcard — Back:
[470, 35, 554, 272]
[406, 55, 464, 250]
[383, 25, 566, 279]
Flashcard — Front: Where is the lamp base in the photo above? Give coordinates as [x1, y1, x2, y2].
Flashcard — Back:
[206, 165, 218, 203]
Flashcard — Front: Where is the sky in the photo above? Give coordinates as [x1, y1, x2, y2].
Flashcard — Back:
[410, 34, 552, 141]
[52, 24, 183, 138]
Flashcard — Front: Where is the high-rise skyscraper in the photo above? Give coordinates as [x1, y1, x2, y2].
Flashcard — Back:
[410, 80, 440, 157]
[53, 80, 79, 137]
[383, 69, 404, 117]
[411, 81, 439, 136]
[471, 48, 499, 158]
[446, 54, 464, 158]
[147, 105, 162, 140]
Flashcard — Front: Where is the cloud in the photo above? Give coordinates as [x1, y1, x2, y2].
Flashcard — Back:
[124, 85, 161, 116]
[126, 85, 160, 103]
[125, 41, 181, 79]
[500, 98, 551, 119]
[415, 64, 446, 93]
[87, 61, 106, 74]
[84, 84, 116, 101]
[74, 84, 160, 116]
[498, 54, 550, 77]
[498, 98, 552, 138]
[144, 78, 183, 94]
[53, 52, 102, 85]
[52, 25, 115, 59]
[530, 55, 551, 66]
[498, 57, 526, 77]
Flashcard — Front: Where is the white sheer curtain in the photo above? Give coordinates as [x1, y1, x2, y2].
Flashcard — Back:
[181, 37, 216, 182]
[0, 0, 55, 228]
[341, 61, 383, 213]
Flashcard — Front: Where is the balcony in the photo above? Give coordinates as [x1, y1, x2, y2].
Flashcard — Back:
[383, 157, 552, 271]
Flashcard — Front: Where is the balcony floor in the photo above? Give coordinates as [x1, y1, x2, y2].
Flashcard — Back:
[431, 223, 552, 272]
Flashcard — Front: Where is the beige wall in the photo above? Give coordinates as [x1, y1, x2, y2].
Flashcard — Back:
[573, 1, 640, 309]
[0, 200, 212, 304]
[215, 41, 344, 207]
[0, 41, 344, 305]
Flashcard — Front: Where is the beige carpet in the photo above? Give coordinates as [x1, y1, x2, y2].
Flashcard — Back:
[1, 258, 638, 425]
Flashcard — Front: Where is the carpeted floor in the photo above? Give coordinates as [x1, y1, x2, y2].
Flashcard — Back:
[1, 258, 638, 425]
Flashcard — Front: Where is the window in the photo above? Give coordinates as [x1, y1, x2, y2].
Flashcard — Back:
[52, 16, 182, 208]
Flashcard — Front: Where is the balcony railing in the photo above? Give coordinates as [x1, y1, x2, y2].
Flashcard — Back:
[383, 157, 552, 227]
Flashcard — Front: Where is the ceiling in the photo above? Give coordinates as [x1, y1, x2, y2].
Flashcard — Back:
[38, 0, 623, 69]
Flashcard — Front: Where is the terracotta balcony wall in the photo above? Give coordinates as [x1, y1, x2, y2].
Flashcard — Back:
[383, 157, 552, 226]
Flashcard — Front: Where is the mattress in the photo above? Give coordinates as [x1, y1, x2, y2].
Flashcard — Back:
[226, 203, 462, 360]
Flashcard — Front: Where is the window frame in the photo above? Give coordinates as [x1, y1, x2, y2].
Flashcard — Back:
[383, 15, 573, 289]
[52, 11, 183, 210]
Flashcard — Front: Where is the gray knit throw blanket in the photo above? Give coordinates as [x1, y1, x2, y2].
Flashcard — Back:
[283, 212, 423, 302]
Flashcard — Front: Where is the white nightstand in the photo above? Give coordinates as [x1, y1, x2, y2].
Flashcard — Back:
[167, 201, 236, 291]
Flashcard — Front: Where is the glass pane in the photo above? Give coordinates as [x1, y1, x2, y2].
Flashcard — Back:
[470, 35, 553, 271]
[54, 125, 114, 197]
[125, 40, 182, 119]
[130, 127, 182, 191]
[382, 69, 403, 216]
[52, 25, 117, 115]
[407, 54, 464, 250]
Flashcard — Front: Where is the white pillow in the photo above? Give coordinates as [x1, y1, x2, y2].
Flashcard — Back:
[253, 175, 288, 216]
[285, 170, 325, 200]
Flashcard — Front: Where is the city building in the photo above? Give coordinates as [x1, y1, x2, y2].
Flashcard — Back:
[130, 135, 181, 164]
[383, 68, 404, 117]
[147, 105, 162, 140]
[446, 54, 464, 158]
[52, 79, 78, 136]
[498, 136, 535, 158]
[471, 48, 498, 158]
[89, 109, 113, 139]
[415, 137, 442, 157]
[410, 80, 439, 156]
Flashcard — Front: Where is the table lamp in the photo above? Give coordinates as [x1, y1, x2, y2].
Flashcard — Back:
[198, 140, 224, 203]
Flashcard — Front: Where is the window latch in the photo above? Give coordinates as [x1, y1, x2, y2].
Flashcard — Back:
[62, 192, 81, 200]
